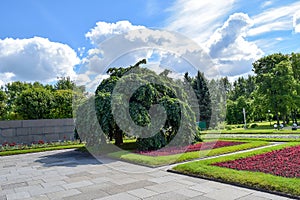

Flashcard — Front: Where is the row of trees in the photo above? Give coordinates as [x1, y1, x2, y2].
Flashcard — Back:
[1, 52, 299, 142]
[0, 77, 86, 120]
[226, 53, 300, 126]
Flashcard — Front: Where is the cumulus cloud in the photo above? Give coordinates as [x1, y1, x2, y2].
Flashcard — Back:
[78, 21, 148, 91]
[85, 20, 145, 45]
[80, 21, 215, 92]
[207, 13, 253, 58]
[293, 11, 300, 33]
[164, 1, 266, 78]
[206, 13, 263, 76]
[0, 37, 79, 86]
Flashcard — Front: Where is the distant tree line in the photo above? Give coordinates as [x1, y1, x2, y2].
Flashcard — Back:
[0, 77, 86, 120]
[1, 52, 299, 132]
[225, 53, 300, 126]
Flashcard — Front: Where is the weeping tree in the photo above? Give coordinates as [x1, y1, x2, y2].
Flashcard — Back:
[87, 59, 199, 151]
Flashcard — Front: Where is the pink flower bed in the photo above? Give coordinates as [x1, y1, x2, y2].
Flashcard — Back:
[137, 141, 245, 156]
[213, 145, 300, 178]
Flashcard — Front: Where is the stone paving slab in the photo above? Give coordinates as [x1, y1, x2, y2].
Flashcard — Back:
[0, 149, 296, 200]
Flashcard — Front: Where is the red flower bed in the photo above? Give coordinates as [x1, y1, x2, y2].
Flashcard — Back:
[2, 142, 16, 147]
[38, 140, 45, 145]
[137, 141, 245, 156]
[213, 145, 300, 178]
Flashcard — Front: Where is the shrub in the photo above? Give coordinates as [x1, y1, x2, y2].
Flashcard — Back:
[250, 123, 258, 128]
[136, 131, 167, 151]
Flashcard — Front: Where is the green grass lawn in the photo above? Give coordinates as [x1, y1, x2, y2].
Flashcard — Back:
[172, 142, 300, 197]
[108, 140, 269, 167]
[202, 128, 300, 134]
[202, 135, 300, 142]
[0, 142, 85, 156]
[203, 120, 300, 134]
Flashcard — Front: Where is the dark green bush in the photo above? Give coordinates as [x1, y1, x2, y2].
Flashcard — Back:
[250, 123, 258, 128]
[136, 131, 167, 151]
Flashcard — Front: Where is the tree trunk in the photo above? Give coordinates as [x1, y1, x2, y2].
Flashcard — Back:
[114, 129, 123, 145]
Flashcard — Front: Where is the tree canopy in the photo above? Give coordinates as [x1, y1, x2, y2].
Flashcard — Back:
[225, 52, 300, 126]
[253, 53, 299, 126]
[76, 60, 200, 151]
[0, 78, 86, 120]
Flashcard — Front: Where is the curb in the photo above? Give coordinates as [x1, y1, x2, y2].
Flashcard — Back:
[167, 169, 300, 200]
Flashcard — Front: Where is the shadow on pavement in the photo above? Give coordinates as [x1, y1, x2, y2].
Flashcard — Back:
[35, 149, 102, 167]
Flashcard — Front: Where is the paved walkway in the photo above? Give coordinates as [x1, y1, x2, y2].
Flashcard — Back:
[0, 149, 295, 200]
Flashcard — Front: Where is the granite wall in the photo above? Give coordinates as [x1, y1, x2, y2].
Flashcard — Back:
[0, 119, 75, 144]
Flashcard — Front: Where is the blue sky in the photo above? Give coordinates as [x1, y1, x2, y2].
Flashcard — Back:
[0, 0, 173, 49]
[0, 0, 300, 89]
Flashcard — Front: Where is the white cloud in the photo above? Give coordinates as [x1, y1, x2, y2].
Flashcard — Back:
[0, 37, 79, 86]
[166, 0, 236, 44]
[0, 72, 15, 87]
[86, 74, 110, 92]
[293, 11, 300, 33]
[248, 1, 300, 36]
[206, 13, 253, 58]
[206, 13, 263, 76]
[164, 1, 265, 78]
[79, 21, 149, 91]
[80, 21, 216, 91]
[85, 20, 145, 45]
[261, 1, 273, 8]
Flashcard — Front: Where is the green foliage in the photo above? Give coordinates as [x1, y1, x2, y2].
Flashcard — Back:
[228, 75, 255, 101]
[224, 52, 300, 125]
[136, 131, 167, 151]
[1, 77, 86, 120]
[0, 89, 7, 119]
[15, 87, 54, 119]
[51, 90, 73, 118]
[92, 60, 198, 150]
[250, 123, 258, 128]
[76, 96, 106, 146]
[4, 81, 32, 119]
[54, 76, 76, 90]
[208, 79, 227, 128]
[253, 53, 297, 126]
[193, 72, 211, 124]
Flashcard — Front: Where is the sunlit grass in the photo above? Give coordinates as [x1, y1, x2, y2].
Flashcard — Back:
[172, 142, 300, 197]
[108, 140, 268, 167]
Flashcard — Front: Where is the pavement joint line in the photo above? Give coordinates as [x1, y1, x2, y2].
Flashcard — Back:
[159, 142, 285, 170]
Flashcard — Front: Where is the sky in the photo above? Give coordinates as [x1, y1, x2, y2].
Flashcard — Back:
[0, 0, 300, 90]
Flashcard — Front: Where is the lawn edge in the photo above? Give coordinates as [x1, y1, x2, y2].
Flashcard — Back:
[107, 141, 269, 168]
[0, 144, 85, 156]
[171, 142, 300, 198]
[167, 169, 299, 200]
